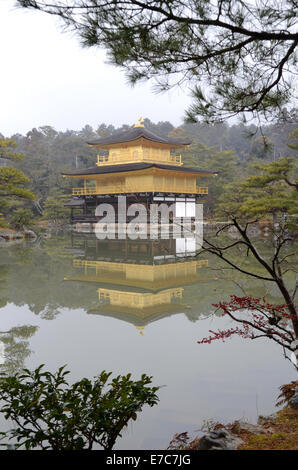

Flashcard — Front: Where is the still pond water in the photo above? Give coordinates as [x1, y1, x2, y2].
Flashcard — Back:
[0, 232, 296, 449]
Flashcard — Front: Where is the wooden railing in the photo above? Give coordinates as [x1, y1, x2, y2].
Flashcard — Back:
[196, 186, 208, 194]
[97, 287, 183, 307]
[96, 154, 182, 166]
[169, 155, 182, 165]
[72, 187, 97, 196]
[72, 186, 208, 196]
[73, 259, 208, 269]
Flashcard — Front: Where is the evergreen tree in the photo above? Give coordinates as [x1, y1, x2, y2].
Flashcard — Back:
[17, 0, 298, 122]
[249, 136, 274, 160]
[288, 128, 298, 152]
[202, 157, 298, 340]
[42, 196, 69, 223]
[11, 208, 34, 230]
[0, 138, 35, 227]
[217, 157, 298, 222]
[178, 139, 241, 215]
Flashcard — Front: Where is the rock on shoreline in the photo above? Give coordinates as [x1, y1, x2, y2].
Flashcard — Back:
[167, 408, 298, 450]
[0, 229, 37, 241]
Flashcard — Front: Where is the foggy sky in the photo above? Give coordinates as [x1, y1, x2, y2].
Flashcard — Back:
[0, 0, 191, 137]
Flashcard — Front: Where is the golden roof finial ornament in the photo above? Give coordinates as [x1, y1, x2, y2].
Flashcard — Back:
[134, 116, 145, 128]
[136, 326, 145, 335]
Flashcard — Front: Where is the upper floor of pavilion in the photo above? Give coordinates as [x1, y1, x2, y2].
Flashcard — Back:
[87, 118, 191, 167]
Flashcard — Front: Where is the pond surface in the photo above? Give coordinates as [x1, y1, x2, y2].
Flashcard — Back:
[0, 232, 296, 449]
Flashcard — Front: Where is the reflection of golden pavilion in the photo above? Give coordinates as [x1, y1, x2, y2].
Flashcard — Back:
[70, 258, 209, 290]
[97, 287, 183, 313]
[65, 236, 212, 331]
[93, 287, 187, 332]
[89, 284, 189, 329]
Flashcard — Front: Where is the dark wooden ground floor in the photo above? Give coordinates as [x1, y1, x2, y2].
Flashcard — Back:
[65, 193, 202, 224]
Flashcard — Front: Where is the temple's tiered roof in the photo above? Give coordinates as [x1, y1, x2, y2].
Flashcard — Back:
[87, 125, 191, 149]
[61, 162, 217, 177]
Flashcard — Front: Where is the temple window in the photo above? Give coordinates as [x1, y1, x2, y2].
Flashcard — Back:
[143, 148, 150, 158]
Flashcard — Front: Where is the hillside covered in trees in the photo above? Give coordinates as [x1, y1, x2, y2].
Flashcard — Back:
[0, 117, 297, 225]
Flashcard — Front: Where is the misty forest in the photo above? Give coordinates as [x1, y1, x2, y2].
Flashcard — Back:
[1, 117, 297, 226]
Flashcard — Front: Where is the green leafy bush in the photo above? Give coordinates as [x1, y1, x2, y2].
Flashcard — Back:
[0, 365, 159, 450]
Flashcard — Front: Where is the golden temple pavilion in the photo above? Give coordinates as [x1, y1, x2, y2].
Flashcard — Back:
[62, 118, 217, 224]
